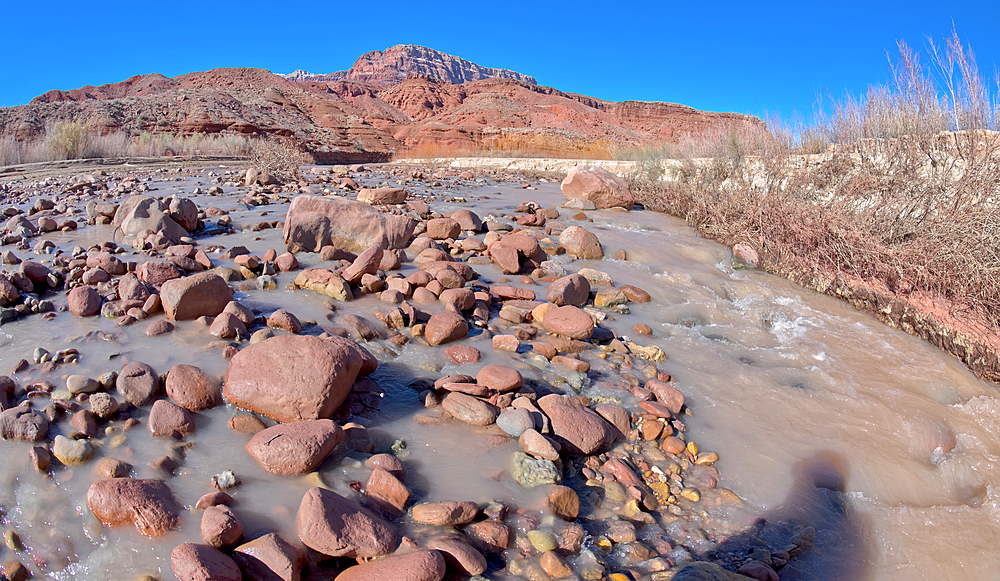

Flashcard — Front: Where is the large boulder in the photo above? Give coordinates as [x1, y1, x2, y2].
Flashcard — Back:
[171, 543, 242, 581]
[224, 335, 376, 422]
[545, 274, 591, 306]
[560, 165, 634, 210]
[296, 487, 396, 559]
[558, 225, 604, 260]
[246, 419, 344, 475]
[335, 550, 446, 581]
[233, 533, 303, 581]
[0, 406, 48, 441]
[160, 272, 233, 320]
[537, 394, 614, 455]
[111, 195, 189, 244]
[87, 478, 181, 537]
[283, 195, 416, 253]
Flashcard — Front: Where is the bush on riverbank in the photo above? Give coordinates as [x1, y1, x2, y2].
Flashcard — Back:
[629, 30, 1000, 377]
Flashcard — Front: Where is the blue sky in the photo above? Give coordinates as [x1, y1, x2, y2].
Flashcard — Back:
[2, 0, 998, 123]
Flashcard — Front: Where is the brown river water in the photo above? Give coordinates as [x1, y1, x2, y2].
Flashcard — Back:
[0, 166, 997, 581]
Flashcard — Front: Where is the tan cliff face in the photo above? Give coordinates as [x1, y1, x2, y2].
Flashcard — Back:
[0, 46, 766, 163]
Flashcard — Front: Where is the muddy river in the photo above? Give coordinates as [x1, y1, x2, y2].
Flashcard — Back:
[0, 164, 996, 581]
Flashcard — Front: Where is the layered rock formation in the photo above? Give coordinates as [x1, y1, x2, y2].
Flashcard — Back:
[0, 45, 765, 164]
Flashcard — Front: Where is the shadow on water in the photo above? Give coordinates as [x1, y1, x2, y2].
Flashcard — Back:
[697, 451, 874, 581]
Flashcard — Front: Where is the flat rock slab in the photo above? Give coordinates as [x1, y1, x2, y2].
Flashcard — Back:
[87, 478, 181, 537]
[296, 487, 396, 559]
[246, 419, 344, 475]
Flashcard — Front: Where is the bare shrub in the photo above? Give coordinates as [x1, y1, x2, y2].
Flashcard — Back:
[631, 29, 1000, 354]
[45, 120, 92, 160]
[247, 138, 308, 180]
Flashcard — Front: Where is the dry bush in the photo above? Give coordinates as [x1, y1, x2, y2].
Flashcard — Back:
[247, 138, 308, 180]
[631, 29, 1000, 336]
[45, 120, 92, 160]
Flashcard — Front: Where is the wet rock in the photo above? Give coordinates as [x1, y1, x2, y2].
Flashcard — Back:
[512, 451, 561, 487]
[283, 195, 416, 253]
[70, 409, 98, 438]
[476, 364, 523, 392]
[496, 408, 534, 437]
[594, 403, 631, 441]
[87, 478, 181, 537]
[68, 285, 102, 316]
[429, 535, 487, 576]
[463, 519, 512, 554]
[427, 217, 461, 240]
[266, 309, 302, 334]
[545, 484, 580, 520]
[646, 379, 685, 414]
[442, 392, 499, 426]
[0, 406, 48, 441]
[519, 428, 561, 461]
[160, 272, 233, 320]
[246, 419, 343, 475]
[116, 361, 160, 406]
[166, 364, 222, 411]
[342, 244, 384, 284]
[357, 187, 406, 205]
[168, 197, 199, 231]
[672, 562, 748, 581]
[233, 532, 303, 581]
[95, 457, 131, 478]
[195, 491, 234, 509]
[144, 317, 174, 337]
[544, 273, 590, 306]
[201, 505, 244, 547]
[275, 252, 299, 272]
[490, 245, 521, 274]
[66, 374, 99, 394]
[88, 393, 118, 419]
[619, 284, 651, 302]
[148, 400, 195, 438]
[560, 165, 634, 210]
[424, 311, 468, 346]
[171, 543, 242, 581]
[210, 312, 247, 339]
[527, 529, 558, 551]
[540, 550, 573, 578]
[411, 501, 479, 526]
[53, 434, 94, 465]
[542, 305, 594, 340]
[29, 445, 51, 472]
[444, 344, 480, 364]
[112, 195, 189, 243]
[225, 335, 376, 422]
[2, 559, 29, 581]
[559, 225, 604, 259]
[296, 487, 396, 559]
[335, 549, 446, 581]
[137, 261, 183, 287]
[537, 394, 613, 455]
[365, 467, 411, 517]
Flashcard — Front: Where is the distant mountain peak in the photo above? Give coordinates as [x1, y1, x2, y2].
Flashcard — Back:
[284, 45, 537, 87]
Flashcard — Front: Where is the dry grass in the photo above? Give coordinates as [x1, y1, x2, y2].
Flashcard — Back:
[1, 124, 255, 167]
[630, 29, 1000, 341]
[246, 138, 309, 181]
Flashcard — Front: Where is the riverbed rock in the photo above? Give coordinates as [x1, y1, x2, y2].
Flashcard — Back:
[476, 364, 523, 392]
[335, 549, 446, 581]
[428, 536, 487, 576]
[283, 195, 416, 253]
[672, 562, 749, 581]
[87, 478, 181, 537]
[116, 361, 160, 406]
[171, 543, 242, 581]
[424, 311, 469, 345]
[136, 260, 183, 287]
[224, 335, 376, 422]
[442, 392, 499, 426]
[165, 364, 222, 411]
[646, 378, 685, 414]
[246, 419, 343, 475]
[365, 467, 411, 517]
[542, 305, 594, 340]
[53, 435, 93, 465]
[68, 285, 102, 316]
[545, 273, 590, 306]
[357, 187, 407, 205]
[148, 400, 195, 438]
[537, 394, 613, 455]
[342, 244, 384, 284]
[559, 225, 604, 259]
[0, 407, 48, 441]
[112, 195, 189, 243]
[233, 533, 303, 581]
[560, 165, 634, 210]
[512, 452, 561, 487]
[296, 487, 396, 559]
[201, 505, 244, 548]
[160, 272, 233, 320]
[427, 217, 461, 240]
[411, 501, 479, 526]
[545, 484, 580, 520]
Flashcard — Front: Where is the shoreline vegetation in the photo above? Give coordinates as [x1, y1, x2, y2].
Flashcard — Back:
[2, 31, 997, 380]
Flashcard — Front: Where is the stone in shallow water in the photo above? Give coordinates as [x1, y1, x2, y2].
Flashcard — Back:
[512, 452, 561, 487]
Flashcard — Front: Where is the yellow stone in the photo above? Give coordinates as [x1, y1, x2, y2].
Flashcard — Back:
[685, 441, 698, 456]
[650, 482, 672, 498]
[681, 487, 701, 502]
[609, 574, 632, 581]
[527, 529, 558, 552]
[696, 451, 719, 465]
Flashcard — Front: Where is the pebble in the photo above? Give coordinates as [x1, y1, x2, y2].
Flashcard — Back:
[526, 529, 558, 552]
